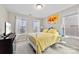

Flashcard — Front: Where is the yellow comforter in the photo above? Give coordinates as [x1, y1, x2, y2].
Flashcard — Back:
[30, 32, 60, 54]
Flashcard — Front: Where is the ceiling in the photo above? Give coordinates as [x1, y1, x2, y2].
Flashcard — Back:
[3, 4, 75, 18]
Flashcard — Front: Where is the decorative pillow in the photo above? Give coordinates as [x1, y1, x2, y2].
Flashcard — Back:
[48, 29, 57, 33]
[42, 29, 48, 33]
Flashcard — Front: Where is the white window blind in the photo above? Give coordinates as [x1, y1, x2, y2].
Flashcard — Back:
[16, 17, 27, 34]
[32, 20, 40, 32]
[64, 13, 79, 37]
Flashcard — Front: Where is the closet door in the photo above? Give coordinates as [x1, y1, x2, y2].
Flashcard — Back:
[64, 13, 79, 37]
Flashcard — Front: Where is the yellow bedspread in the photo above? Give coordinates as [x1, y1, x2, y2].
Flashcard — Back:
[30, 32, 60, 54]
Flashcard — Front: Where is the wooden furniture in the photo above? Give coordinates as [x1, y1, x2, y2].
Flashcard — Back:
[0, 33, 16, 54]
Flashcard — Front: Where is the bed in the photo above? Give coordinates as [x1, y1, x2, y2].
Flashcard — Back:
[28, 29, 60, 54]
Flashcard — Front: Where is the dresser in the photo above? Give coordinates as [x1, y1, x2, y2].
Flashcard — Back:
[0, 33, 16, 54]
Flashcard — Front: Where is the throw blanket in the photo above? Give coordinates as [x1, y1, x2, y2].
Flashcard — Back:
[29, 32, 60, 54]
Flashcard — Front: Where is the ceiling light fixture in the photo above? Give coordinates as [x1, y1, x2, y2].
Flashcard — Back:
[35, 4, 44, 10]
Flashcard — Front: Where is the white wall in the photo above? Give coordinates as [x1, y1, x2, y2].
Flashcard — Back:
[0, 5, 8, 34]
[43, 5, 78, 33]
[7, 5, 79, 34]
[8, 12, 16, 33]
[8, 12, 44, 34]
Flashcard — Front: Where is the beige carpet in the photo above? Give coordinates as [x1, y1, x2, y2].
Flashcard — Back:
[14, 40, 79, 54]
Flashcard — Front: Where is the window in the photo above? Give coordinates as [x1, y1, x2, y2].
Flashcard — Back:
[32, 20, 40, 32]
[16, 17, 27, 34]
[19, 19, 26, 33]
[5, 22, 11, 35]
[63, 13, 79, 37]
